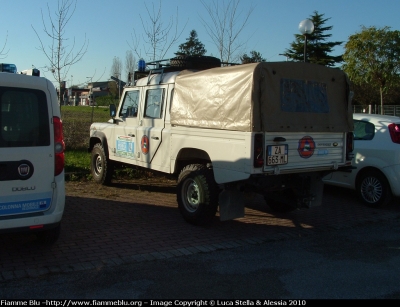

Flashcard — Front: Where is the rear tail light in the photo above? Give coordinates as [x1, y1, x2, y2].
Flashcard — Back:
[346, 131, 354, 161]
[388, 123, 400, 144]
[53, 116, 65, 176]
[253, 133, 264, 168]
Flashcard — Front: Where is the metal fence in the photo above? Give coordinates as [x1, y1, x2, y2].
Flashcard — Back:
[353, 105, 400, 116]
[61, 106, 110, 150]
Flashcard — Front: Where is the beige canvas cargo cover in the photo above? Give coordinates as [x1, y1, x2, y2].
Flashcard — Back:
[171, 62, 353, 132]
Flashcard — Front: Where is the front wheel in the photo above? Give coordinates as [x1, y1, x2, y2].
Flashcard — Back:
[177, 164, 219, 225]
[356, 169, 392, 208]
[91, 143, 114, 185]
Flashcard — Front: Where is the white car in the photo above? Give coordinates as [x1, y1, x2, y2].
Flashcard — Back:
[323, 113, 400, 207]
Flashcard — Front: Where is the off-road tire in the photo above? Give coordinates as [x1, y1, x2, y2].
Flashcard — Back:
[170, 55, 221, 70]
[91, 143, 114, 185]
[356, 169, 392, 208]
[177, 164, 219, 225]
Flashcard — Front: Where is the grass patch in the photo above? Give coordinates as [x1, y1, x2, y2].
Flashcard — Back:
[64, 148, 166, 182]
[65, 148, 91, 181]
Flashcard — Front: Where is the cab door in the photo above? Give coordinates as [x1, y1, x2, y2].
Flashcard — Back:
[136, 86, 166, 166]
[111, 89, 141, 162]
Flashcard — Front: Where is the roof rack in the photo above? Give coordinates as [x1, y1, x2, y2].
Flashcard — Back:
[132, 59, 172, 84]
[131, 56, 224, 85]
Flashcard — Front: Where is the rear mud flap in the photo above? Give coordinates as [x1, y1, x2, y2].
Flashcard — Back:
[218, 190, 245, 221]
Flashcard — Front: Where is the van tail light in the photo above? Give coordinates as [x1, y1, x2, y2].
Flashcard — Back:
[346, 131, 354, 161]
[388, 123, 400, 144]
[53, 116, 65, 176]
[253, 133, 264, 168]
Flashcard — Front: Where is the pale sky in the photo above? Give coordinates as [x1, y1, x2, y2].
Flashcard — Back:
[1, 0, 399, 87]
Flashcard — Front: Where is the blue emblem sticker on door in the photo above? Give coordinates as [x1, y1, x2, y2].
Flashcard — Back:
[116, 135, 135, 158]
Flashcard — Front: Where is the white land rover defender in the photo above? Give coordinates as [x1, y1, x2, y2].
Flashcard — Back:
[89, 56, 354, 225]
[0, 64, 65, 244]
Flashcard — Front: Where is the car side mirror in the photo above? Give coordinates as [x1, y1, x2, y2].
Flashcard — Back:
[110, 104, 116, 118]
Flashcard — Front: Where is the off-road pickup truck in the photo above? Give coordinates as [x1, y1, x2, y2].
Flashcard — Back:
[89, 56, 354, 225]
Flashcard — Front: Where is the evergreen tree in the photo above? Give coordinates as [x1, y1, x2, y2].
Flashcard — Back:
[283, 11, 343, 66]
[175, 30, 206, 56]
[241, 51, 266, 64]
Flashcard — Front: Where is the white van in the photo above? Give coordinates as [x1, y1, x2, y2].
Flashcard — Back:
[0, 66, 65, 244]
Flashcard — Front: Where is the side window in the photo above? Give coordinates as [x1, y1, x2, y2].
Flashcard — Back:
[144, 88, 164, 119]
[119, 90, 140, 118]
[354, 120, 375, 140]
[169, 88, 174, 112]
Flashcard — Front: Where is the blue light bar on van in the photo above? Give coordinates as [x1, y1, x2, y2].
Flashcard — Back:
[0, 63, 17, 73]
[138, 59, 146, 72]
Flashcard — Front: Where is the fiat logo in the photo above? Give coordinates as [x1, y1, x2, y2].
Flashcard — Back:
[18, 164, 30, 177]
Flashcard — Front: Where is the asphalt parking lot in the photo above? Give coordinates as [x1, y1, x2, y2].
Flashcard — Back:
[1, 179, 400, 282]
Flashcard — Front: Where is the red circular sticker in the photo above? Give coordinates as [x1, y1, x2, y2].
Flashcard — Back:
[141, 135, 149, 155]
[298, 136, 315, 159]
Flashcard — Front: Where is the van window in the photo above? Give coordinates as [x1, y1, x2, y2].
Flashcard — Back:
[0, 87, 50, 147]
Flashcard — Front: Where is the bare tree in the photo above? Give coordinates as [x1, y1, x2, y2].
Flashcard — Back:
[32, 0, 89, 103]
[110, 56, 123, 99]
[200, 0, 254, 64]
[125, 50, 135, 83]
[0, 32, 9, 59]
[111, 56, 123, 79]
[128, 0, 187, 61]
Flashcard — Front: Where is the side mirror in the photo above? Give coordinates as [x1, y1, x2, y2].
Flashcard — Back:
[110, 104, 116, 118]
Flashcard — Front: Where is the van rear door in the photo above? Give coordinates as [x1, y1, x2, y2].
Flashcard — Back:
[0, 86, 55, 218]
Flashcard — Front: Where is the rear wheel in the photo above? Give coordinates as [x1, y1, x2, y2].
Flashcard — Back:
[356, 169, 392, 208]
[91, 143, 114, 185]
[177, 164, 219, 225]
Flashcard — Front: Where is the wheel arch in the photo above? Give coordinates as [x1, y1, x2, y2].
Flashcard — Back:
[173, 148, 212, 175]
[355, 166, 390, 190]
[89, 132, 110, 157]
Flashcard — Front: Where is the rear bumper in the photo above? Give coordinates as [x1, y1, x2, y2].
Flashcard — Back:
[0, 220, 61, 234]
[0, 203, 64, 233]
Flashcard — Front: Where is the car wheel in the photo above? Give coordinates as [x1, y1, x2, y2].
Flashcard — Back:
[91, 143, 114, 185]
[356, 169, 392, 208]
[177, 164, 219, 225]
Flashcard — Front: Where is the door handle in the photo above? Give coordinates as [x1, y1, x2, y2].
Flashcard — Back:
[151, 136, 159, 140]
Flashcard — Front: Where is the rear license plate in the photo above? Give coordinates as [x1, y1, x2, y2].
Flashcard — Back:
[267, 145, 288, 166]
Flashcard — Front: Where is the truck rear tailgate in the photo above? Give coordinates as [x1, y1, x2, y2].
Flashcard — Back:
[264, 132, 345, 173]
